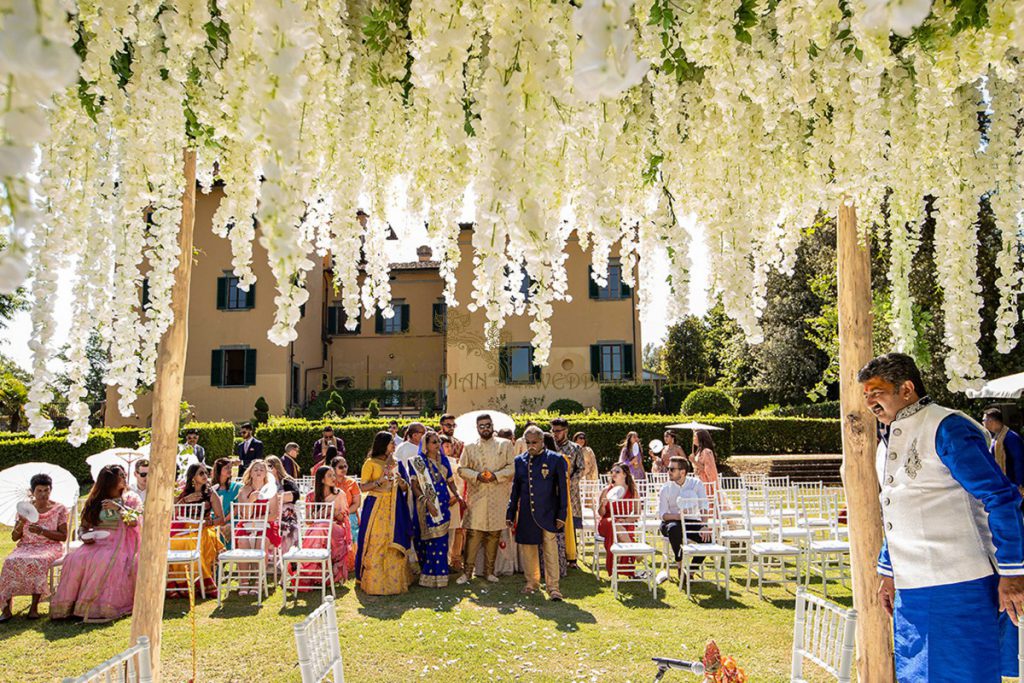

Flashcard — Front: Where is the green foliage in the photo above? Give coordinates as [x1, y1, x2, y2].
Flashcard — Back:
[325, 391, 347, 418]
[648, 0, 704, 84]
[681, 387, 737, 416]
[730, 417, 842, 454]
[180, 422, 235, 460]
[703, 300, 754, 387]
[769, 401, 842, 419]
[0, 431, 115, 482]
[0, 372, 28, 432]
[734, 0, 760, 44]
[599, 384, 654, 414]
[724, 387, 777, 415]
[303, 388, 435, 418]
[253, 396, 270, 426]
[367, 398, 381, 418]
[106, 427, 145, 448]
[661, 382, 701, 414]
[662, 315, 711, 384]
[546, 398, 585, 414]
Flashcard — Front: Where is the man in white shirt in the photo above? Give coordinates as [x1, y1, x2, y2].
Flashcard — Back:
[657, 456, 709, 584]
[394, 422, 424, 465]
[131, 459, 149, 505]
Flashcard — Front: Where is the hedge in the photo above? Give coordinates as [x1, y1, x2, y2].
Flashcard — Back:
[681, 388, 737, 416]
[770, 401, 841, 419]
[0, 431, 115, 483]
[546, 398, 585, 413]
[729, 417, 842, 454]
[600, 383, 655, 413]
[662, 383, 701, 414]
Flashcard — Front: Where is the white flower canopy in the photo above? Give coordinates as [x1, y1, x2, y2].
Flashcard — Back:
[2, 0, 1023, 446]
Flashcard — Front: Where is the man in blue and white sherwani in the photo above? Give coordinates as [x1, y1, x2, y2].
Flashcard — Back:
[859, 353, 1024, 682]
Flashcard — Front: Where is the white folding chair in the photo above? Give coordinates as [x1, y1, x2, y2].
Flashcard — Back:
[62, 636, 153, 683]
[282, 501, 336, 605]
[166, 503, 206, 599]
[719, 489, 761, 576]
[297, 476, 316, 496]
[608, 497, 658, 599]
[804, 493, 851, 598]
[49, 498, 83, 592]
[217, 501, 271, 606]
[791, 589, 857, 683]
[294, 595, 345, 682]
[679, 483, 731, 599]
[578, 480, 603, 574]
[749, 504, 803, 599]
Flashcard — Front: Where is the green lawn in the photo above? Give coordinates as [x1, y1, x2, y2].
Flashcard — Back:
[0, 529, 851, 682]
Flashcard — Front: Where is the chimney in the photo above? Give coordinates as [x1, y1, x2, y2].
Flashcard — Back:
[416, 245, 433, 263]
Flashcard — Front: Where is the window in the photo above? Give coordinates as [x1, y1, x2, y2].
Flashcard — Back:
[217, 275, 255, 310]
[383, 376, 402, 406]
[140, 279, 150, 309]
[590, 343, 635, 381]
[327, 305, 361, 335]
[432, 302, 446, 333]
[375, 302, 410, 335]
[499, 344, 541, 384]
[211, 348, 257, 387]
[588, 261, 632, 300]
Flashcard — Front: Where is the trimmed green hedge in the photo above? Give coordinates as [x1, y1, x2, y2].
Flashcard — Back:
[662, 383, 701, 414]
[599, 383, 655, 413]
[725, 387, 775, 415]
[547, 398, 585, 413]
[681, 388, 737, 416]
[770, 401, 841, 419]
[730, 417, 842, 454]
[0, 431, 115, 482]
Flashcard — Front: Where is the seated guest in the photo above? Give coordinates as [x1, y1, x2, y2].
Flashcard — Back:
[597, 464, 638, 577]
[311, 426, 344, 473]
[281, 442, 301, 478]
[181, 428, 206, 466]
[658, 457, 711, 584]
[266, 455, 301, 553]
[235, 460, 281, 596]
[51, 465, 142, 622]
[212, 457, 243, 547]
[294, 466, 351, 587]
[169, 463, 226, 598]
[331, 455, 361, 571]
[130, 459, 149, 505]
[0, 474, 69, 621]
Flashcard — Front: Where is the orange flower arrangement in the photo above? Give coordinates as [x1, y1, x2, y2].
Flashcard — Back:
[701, 640, 748, 683]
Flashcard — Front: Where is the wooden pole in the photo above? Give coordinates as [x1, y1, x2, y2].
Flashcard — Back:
[130, 148, 197, 681]
[837, 202, 894, 682]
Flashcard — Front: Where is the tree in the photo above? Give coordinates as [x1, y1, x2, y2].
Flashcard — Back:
[325, 391, 347, 417]
[0, 352, 28, 383]
[55, 331, 109, 407]
[642, 342, 664, 375]
[367, 398, 381, 418]
[661, 315, 711, 384]
[0, 372, 28, 432]
[253, 396, 270, 426]
[703, 300, 754, 387]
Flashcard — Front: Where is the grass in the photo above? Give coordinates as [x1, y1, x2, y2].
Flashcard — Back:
[0, 528, 852, 682]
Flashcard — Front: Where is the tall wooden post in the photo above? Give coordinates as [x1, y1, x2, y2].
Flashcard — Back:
[837, 202, 894, 681]
[130, 148, 197, 680]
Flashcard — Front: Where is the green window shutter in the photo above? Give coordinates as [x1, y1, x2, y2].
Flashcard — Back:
[375, 311, 384, 334]
[327, 307, 338, 335]
[498, 346, 510, 384]
[590, 344, 601, 381]
[623, 344, 634, 380]
[216, 277, 227, 310]
[244, 349, 257, 386]
[211, 350, 224, 386]
[400, 303, 410, 332]
[587, 266, 599, 299]
[620, 277, 632, 298]
[530, 348, 542, 383]
[246, 284, 255, 309]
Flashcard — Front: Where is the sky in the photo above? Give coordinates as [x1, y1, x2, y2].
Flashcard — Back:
[0, 221, 710, 373]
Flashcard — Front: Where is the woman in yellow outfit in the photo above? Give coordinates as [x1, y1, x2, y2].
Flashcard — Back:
[355, 431, 414, 595]
[169, 463, 226, 598]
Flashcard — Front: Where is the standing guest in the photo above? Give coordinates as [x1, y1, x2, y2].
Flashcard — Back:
[235, 460, 280, 595]
[618, 431, 646, 481]
[573, 432, 599, 481]
[653, 430, 685, 474]
[169, 463, 225, 598]
[388, 419, 404, 446]
[281, 442, 301, 478]
[507, 426, 568, 600]
[439, 414, 464, 461]
[439, 415, 468, 572]
[266, 455, 301, 554]
[0, 474, 68, 621]
[355, 432, 413, 595]
[496, 428, 514, 440]
[409, 431, 466, 588]
[130, 459, 149, 506]
[658, 457, 710, 585]
[181, 428, 207, 466]
[514, 420, 537, 455]
[691, 430, 720, 488]
[311, 426, 344, 472]
[983, 408, 1024, 493]
[331, 454, 361, 572]
[457, 413, 515, 584]
[551, 418, 584, 569]
[862, 353, 1024, 682]
[235, 423, 264, 472]
[395, 422, 425, 465]
[598, 464, 639, 578]
[296, 466, 351, 586]
[51, 465, 142, 623]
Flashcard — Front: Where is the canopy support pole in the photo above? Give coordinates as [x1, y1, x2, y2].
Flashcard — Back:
[129, 147, 197, 681]
[837, 201, 894, 681]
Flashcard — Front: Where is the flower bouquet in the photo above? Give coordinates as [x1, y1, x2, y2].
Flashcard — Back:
[701, 641, 747, 683]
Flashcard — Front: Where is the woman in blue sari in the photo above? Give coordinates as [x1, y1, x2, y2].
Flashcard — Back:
[408, 430, 466, 588]
[355, 432, 414, 594]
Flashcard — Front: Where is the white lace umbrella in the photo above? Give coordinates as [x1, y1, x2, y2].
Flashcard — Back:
[0, 462, 79, 526]
[665, 421, 725, 432]
[86, 448, 148, 487]
[965, 372, 1024, 399]
[454, 410, 516, 444]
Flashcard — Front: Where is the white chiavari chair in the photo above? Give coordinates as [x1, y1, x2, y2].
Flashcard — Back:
[166, 502, 206, 599]
[794, 482, 829, 531]
[679, 483, 731, 599]
[804, 493, 851, 598]
[749, 503, 803, 599]
[62, 636, 153, 683]
[294, 595, 345, 682]
[297, 476, 315, 497]
[217, 501, 271, 606]
[790, 589, 857, 683]
[608, 497, 658, 599]
[282, 501, 336, 605]
[579, 479, 604, 574]
[715, 476, 746, 521]
[49, 498, 83, 592]
[719, 489, 761, 577]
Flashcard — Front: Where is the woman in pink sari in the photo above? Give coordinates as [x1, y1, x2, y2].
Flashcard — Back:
[0, 473, 68, 621]
[51, 465, 142, 623]
[293, 466, 350, 589]
[597, 464, 639, 578]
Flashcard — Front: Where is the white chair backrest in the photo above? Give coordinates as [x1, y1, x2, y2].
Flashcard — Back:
[648, 472, 669, 486]
[791, 589, 857, 682]
[170, 502, 205, 548]
[718, 476, 744, 491]
[609, 496, 648, 544]
[298, 501, 336, 548]
[294, 595, 345, 682]
[676, 477, 709, 519]
[741, 473, 766, 490]
[63, 636, 153, 683]
[298, 476, 315, 495]
[230, 501, 271, 550]
[598, 473, 611, 487]
[580, 479, 601, 511]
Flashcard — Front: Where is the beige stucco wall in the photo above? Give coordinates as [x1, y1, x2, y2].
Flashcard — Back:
[444, 227, 642, 415]
[105, 186, 322, 426]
